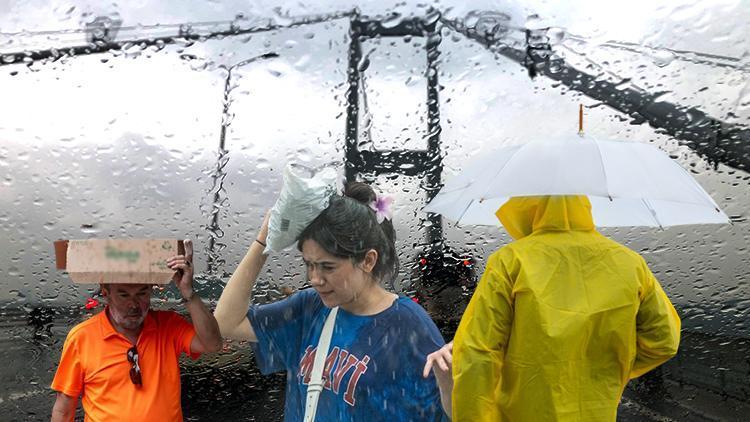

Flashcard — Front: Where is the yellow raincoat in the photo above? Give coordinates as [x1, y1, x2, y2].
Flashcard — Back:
[452, 196, 681, 421]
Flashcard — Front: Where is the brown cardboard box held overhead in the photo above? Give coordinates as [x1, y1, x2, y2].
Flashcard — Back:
[54, 239, 185, 284]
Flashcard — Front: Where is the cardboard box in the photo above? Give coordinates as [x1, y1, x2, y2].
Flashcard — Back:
[54, 239, 185, 284]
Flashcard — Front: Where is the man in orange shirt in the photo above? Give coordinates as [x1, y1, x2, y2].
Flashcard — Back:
[50, 240, 222, 422]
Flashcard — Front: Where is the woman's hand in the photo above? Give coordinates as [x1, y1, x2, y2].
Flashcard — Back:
[423, 341, 453, 380]
[258, 210, 271, 244]
[423, 341, 454, 418]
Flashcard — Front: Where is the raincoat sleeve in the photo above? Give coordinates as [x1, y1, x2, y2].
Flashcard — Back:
[452, 254, 514, 421]
[630, 262, 681, 379]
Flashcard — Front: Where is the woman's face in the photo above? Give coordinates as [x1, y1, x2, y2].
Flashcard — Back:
[301, 239, 377, 309]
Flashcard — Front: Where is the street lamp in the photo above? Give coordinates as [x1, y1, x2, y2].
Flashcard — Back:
[204, 52, 280, 275]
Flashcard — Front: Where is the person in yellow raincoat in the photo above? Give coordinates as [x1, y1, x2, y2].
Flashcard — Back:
[452, 195, 681, 421]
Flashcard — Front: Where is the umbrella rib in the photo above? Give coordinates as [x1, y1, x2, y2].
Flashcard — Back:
[477, 145, 524, 202]
[456, 199, 476, 225]
[591, 136, 613, 200]
[641, 198, 664, 229]
[667, 155, 725, 211]
[435, 182, 474, 195]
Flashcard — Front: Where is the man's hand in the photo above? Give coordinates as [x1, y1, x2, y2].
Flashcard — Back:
[167, 239, 194, 302]
[167, 239, 222, 353]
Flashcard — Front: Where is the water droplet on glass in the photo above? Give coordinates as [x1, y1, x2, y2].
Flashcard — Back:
[649, 50, 677, 68]
[80, 224, 100, 234]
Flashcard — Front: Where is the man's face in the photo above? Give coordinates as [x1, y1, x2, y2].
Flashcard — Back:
[103, 284, 152, 331]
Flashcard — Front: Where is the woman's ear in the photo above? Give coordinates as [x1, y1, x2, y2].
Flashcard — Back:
[360, 249, 378, 274]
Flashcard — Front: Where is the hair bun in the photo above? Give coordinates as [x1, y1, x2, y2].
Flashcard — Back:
[344, 181, 376, 205]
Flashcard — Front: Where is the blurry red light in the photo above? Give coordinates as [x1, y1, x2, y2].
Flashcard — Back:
[84, 297, 99, 310]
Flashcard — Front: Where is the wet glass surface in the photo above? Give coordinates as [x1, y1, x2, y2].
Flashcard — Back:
[1, 1, 748, 420]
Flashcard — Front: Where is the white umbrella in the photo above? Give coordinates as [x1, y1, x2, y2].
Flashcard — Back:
[424, 136, 730, 228]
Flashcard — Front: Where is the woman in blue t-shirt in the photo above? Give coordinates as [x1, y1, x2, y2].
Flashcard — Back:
[215, 182, 453, 421]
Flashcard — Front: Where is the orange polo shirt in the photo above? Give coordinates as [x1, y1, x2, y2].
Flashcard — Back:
[51, 308, 199, 422]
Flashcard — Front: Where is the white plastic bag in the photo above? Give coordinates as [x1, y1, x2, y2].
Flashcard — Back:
[264, 163, 339, 254]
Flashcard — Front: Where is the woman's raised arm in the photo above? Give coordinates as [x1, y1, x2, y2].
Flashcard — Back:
[214, 212, 270, 341]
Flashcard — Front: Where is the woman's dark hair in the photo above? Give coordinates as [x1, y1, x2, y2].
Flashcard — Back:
[297, 182, 398, 284]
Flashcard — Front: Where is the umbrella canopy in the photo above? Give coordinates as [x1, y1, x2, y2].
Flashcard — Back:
[424, 136, 730, 227]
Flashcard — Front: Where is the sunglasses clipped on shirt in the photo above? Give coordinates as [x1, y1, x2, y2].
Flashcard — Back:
[127, 346, 142, 387]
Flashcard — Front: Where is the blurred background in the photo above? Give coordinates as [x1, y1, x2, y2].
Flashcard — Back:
[0, 0, 748, 420]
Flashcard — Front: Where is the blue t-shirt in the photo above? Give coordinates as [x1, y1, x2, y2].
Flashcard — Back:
[247, 288, 448, 422]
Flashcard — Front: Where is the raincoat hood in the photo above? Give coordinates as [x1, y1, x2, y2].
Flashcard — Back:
[496, 195, 595, 240]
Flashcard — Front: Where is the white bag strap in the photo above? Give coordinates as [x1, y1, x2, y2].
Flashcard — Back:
[303, 306, 339, 422]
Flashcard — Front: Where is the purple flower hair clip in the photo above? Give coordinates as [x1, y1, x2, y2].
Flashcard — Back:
[369, 194, 394, 224]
